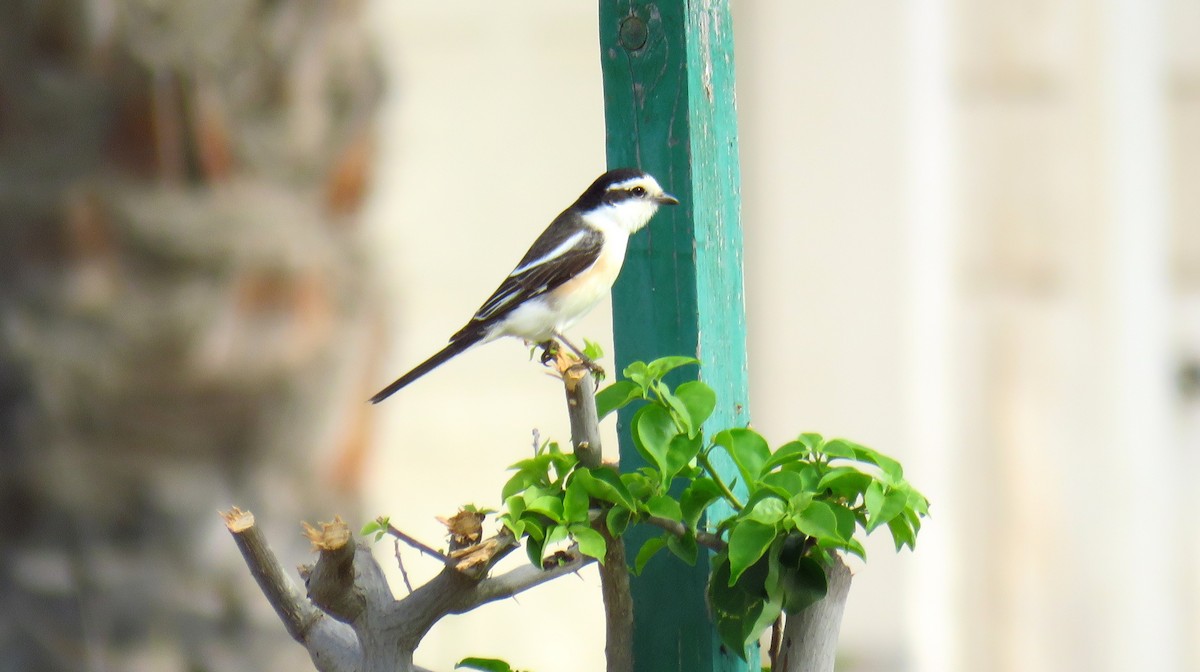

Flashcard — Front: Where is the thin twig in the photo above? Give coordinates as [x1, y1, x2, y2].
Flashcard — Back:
[697, 450, 744, 510]
[385, 523, 452, 564]
[769, 614, 783, 669]
[394, 539, 414, 593]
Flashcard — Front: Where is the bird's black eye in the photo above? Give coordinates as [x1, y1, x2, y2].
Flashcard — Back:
[631, 186, 647, 197]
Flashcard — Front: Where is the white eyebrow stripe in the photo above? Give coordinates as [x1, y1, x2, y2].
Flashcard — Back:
[606, 177, 652, 191]
[509, 230, 588, 276]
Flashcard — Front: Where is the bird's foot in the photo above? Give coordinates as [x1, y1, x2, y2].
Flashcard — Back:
[550, 332, 605, 380]
[536, 339, 604, 380]
[561, 350, 604, 381]
[579, 357, 605, 378]
[538, 340, 559, 365]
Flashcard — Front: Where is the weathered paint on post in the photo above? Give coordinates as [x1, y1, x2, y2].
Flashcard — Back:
[599, 1, 752, 670]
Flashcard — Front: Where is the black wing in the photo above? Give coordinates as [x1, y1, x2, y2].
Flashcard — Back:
[451, 217, 604, 341]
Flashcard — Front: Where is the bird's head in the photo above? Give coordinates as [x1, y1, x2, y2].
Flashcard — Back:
[575, 168, 679, 233]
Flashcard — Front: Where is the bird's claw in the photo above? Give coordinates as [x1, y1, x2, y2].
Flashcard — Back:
[581, 359, 605, 378]
[537, 340, 604, 380]
[538, 340, 559, 365]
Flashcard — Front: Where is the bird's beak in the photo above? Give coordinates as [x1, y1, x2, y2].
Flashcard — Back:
[656, 192, 680, 206]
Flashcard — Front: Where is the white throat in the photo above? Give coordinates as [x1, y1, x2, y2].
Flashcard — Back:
[582, 200, 660, 235]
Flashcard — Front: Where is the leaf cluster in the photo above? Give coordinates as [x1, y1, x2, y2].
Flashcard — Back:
[495, 356, 930, 660]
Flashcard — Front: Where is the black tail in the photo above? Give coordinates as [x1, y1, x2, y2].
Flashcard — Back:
[368, 334, 480, 404]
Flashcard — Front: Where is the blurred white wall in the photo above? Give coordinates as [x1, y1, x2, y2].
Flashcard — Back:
[361, 2, 1199, 671]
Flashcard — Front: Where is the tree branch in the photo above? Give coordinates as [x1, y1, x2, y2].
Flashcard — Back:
[555, 354, 635, 672]
[301, 517, 366, 624]
[221, 508, 362, 672]
[599, 529, 633, 672]
[458, 551, 594, 610]
[561, 361, 603, 468]
[384, 521, 453, 564]
[226, 352, 629, 670]
[643, 515, 726, 552]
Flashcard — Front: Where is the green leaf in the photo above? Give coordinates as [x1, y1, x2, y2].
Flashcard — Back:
[714, 428, 771, 486]
[787, 491, 814, 515]
[749, 594, 783, 654]
[906, 486, 931, 516]
[745, 495, 787, 526]
[504, 495, 526, 520]
[681, 478, 723, 529]
[904, 507, 924, 535]
[823, 438, 905, 483]
[501, 468, 544, 501]
[667, 528, 698, 565]
[760, 470, 805, 498]
[634, 536, 668, 574]
[456, 657, 514, 672]
[887, 515, 916, 551]
[661, 433, 703, 486]
[520, 517, 545, 542]
[673, 380, 717, 437]
[851, 443, 904, 482]
[657, 387, 692, 435]
[646, 355, 699, 381]
[582, 338, 605, 360]
[817, 467, 873, 500]
[562, 478, 590, 524]
[623, 361, 651, 389]
[506, 453, 553, 476]
[525, 533, 545, 568]
[605, 505, 631, 537]
[845, 537, 867, 560]
[502, 517, 526, 539]
[819, 438, 857, 460]
[575, 468, 635, 510]
[645, 494, 683, 522]
[547, 450, 577, 483]
[864, 481, 908, 532]
[727, 519, 777, 585]
[760, 440, 811, 474]
[793, 500, 843, 543]
[780, 555, 829, 614]
[359, 517, 388, 541]
[570, 525, 607, 562]
[596, 380, 642, 419]
[620, 471, 655, 501]
[525, 496, 564, 523]
[781, 461, 824, 492]
[827, 501, 858, 542]
[753, 542, 789, 638]
[544, 524, 569, 549]
[632, 403, 678, 475]
[796, 432, 824, 451]
[708, 551, 772, 659]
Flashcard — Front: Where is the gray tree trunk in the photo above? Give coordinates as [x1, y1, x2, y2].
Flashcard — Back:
[776, 555, 853, 672]
[0, 2, 380, 670]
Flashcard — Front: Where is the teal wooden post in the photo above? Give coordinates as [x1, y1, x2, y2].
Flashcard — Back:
[599, 1, 752, 670]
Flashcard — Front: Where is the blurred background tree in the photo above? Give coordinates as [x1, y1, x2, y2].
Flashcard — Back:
[0, 1, 381, 670]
